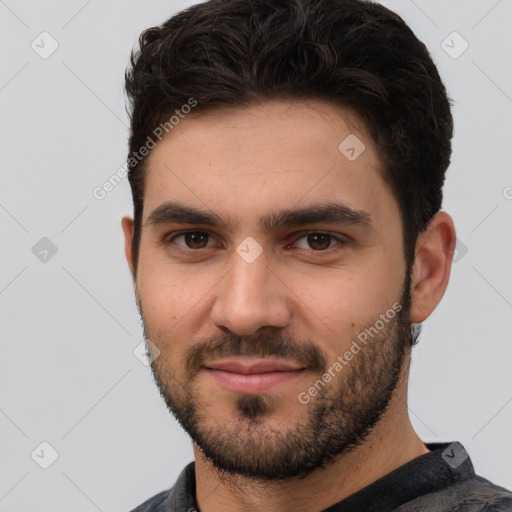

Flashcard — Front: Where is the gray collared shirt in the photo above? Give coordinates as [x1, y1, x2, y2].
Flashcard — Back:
[130, 442, 512, 511]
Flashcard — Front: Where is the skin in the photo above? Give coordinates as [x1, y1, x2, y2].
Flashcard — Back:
[122, 99, 457, 511]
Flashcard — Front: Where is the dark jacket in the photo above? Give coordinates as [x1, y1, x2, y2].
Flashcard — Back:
[130, 442, 512, 511]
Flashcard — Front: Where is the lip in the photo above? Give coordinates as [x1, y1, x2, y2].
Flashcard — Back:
[204, 357, 306, 394]
[205, 357, 304, 374]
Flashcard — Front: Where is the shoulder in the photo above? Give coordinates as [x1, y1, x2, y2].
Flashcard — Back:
[455, 475, 512, 511]
[398, 474, 512, 511]
[128, 462, 196, 512]
[128, 489, 171, 512]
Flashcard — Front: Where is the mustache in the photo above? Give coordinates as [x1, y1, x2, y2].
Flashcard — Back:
[184, 331, 327, 375]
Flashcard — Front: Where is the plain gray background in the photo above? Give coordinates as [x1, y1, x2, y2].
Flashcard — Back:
[0, 0, 511, 510]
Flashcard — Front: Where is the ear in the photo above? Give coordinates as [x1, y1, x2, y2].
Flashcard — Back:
[121, 216, 135, 281]
[409, 211, 457, 323]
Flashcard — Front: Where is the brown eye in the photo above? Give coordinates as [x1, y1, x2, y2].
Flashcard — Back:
[293, 232, 341, 251]
[306, 233, 332, 250]
[183, 232, 209, 249]
[166, 231, 215, 250]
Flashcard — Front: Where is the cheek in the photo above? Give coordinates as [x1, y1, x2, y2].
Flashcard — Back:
[293, 263, 403, 349]
[136, 256, 217, 340]
[298, 264, 400, 318]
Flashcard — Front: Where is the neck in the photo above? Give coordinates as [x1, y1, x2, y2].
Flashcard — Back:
[193, 366, 428, 512]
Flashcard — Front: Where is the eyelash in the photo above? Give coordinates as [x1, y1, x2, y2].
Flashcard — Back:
[162, 230, 349, 256]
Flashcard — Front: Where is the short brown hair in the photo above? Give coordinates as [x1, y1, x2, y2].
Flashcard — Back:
[125, 0, 454, 275]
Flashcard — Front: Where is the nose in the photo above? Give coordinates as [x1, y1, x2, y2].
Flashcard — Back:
[210, 249, 291, 336]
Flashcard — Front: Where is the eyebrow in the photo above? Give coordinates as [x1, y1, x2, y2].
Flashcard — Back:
[144, 201, 373, 233]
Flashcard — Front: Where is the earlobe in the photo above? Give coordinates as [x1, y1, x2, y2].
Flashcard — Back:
[121, 216, 135, 281]
[409, 211, 457, 324]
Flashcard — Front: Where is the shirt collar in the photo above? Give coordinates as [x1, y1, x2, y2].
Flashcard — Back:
[166, 442, 474, 511]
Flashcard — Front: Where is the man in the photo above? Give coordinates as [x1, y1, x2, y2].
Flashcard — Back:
[121, 0, 512, 510]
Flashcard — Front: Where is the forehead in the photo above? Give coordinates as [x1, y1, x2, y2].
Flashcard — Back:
[141, 99, 397, 231]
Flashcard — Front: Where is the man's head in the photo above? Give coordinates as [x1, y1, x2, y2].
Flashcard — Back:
[122, 0, 456, 481]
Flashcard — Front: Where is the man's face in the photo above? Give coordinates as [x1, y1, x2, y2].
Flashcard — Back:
[129, 100, 413, 480]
